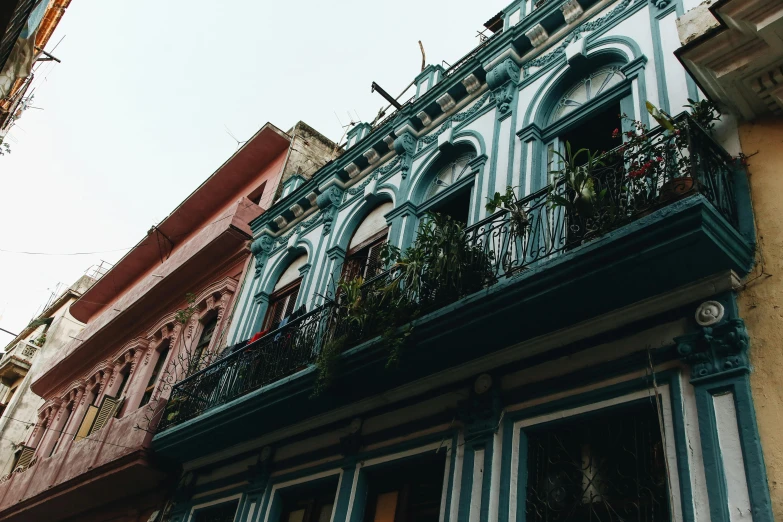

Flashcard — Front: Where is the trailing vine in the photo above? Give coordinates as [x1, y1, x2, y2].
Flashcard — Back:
[312, 213, 494, 394]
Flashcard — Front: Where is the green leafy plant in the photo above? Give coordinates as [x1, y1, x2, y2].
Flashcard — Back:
[175, 293, 198, 324]
[312, 335, 347, 397]
[486, 186, 531, 237]
[684, 98, 720, 133]
[312, 213, 495, 394]
[547, 143, 610, 219]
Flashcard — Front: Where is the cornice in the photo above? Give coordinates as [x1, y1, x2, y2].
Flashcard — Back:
[250, 0, 637, 239]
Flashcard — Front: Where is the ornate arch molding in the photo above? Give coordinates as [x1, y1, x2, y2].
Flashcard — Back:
[36, 397, 63, 432]
[191, 276, 238, 312]
[54, 379, 87, 408]
[113, 338, 149, 365]
[523, 44, 642, 128]
[146, 312, 181, 344]
[331, 191, 395, 255]
[179, 276, 240, 349]
[256, 244, 310, 299]
[407, 142, 482, 206]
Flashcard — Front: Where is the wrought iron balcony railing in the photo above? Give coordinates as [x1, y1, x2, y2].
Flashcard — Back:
[157, 117, 739, 432]
[158, 305, 332, 431]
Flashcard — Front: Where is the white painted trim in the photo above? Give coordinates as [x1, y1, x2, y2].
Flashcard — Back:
[329, 471, 344, 522]
[192, 483, 249, 501]
[343, 440, 454, 522]
[681, 371, 710, 522]
[488, 419, 503, 522]
[361, 440, 449, 468]
[344, 464, 361, 522]
[262, 469, 343, 522]
[181, 272, 740, 473]
[449, 431, 465, 522]
[247, 502, 258, 522]
[439, 442, 453, 522]
[713, 392, 753, 521]
[508, 385, 685, 522]
[660, 384, 684, 522]
[469, 449, 485, 522]
[187, 493, 242, 522]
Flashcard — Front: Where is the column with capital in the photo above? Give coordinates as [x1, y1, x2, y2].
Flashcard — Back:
[675, 297, 773, 522]
[35, 402, 63, 458]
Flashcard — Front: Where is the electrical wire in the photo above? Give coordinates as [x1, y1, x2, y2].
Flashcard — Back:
[0, 410, 151, 452]
[0, 246, 133, 256]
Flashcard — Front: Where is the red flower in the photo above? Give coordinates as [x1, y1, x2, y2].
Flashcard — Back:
[612, 128, 620, 138]
[656, 156, 663, 162]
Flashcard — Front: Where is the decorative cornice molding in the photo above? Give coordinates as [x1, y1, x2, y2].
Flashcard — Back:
[561, 0, 584, 23]
[462, 73, 481, 94]
[344, 163, 361, 178]
[363, 149, 380, 165]
[418, 92, 492, 152]
[525, 24, 549, 47]
[417, 111, 432, 127]
[437, 93, 457, 113]
[676, 318, 750, 382]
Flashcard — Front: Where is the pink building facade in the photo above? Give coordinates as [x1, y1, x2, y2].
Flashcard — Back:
[0, 122, 335, 522]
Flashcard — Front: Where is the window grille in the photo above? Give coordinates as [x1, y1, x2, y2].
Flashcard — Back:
[526, 403, 669, 522]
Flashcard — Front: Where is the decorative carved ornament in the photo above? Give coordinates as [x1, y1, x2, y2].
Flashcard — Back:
[695, 300, 725, 326]
[676, 318, 750, 382]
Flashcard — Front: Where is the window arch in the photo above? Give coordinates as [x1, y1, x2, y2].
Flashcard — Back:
[550, 66, 625, 123]
[190, 315, 217, 375]
[263, 254, 307, 331]
[424, 152, 475, 200]
[418, 146, 477, 225]
[140, 338, 171, 407]
[342, 201, 392, 282]
[542, 60, 631, 179]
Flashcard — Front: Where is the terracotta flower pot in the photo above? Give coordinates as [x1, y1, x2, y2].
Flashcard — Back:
[659, 177, 697, 203]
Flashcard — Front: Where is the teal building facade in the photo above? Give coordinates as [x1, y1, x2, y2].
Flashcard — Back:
[151, 0, 771, 521]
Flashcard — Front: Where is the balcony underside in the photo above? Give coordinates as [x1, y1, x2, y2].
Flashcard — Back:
[0, 452, 169, 522]
[153, 194, 753, 461]
[0, 357, 30, 386]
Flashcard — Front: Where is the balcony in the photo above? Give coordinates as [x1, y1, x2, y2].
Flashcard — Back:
[158, 305, 331, 431]
[0, 340, 38, 385]
[0, 404, 170, 522]
[154, 118, 753, 459]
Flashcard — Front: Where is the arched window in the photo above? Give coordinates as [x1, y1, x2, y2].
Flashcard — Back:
[342, 202, 392, 282]
[422, 149, 476, 225]
[546, 66, 627, 171]
[264, 255, 307, 331]
[140, 339, 171, 407]
[190, 316, 217, 375]
[551, 66, 625, 123]
[50, 402, 73, 457]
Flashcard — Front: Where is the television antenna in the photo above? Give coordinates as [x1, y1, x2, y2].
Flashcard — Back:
[223, 125, 247, 149]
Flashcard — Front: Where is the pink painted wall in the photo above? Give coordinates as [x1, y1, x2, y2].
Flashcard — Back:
[0, 125, 296, 521]
[0, 406, 165, 521]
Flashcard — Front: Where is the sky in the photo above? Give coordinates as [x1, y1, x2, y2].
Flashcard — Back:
[0, 0, 506, 343]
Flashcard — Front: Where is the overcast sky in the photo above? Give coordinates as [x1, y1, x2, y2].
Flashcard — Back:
[0, 0, 505, 343]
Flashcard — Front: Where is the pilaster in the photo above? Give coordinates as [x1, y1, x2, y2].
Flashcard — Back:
[676, 298, 773, 522]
